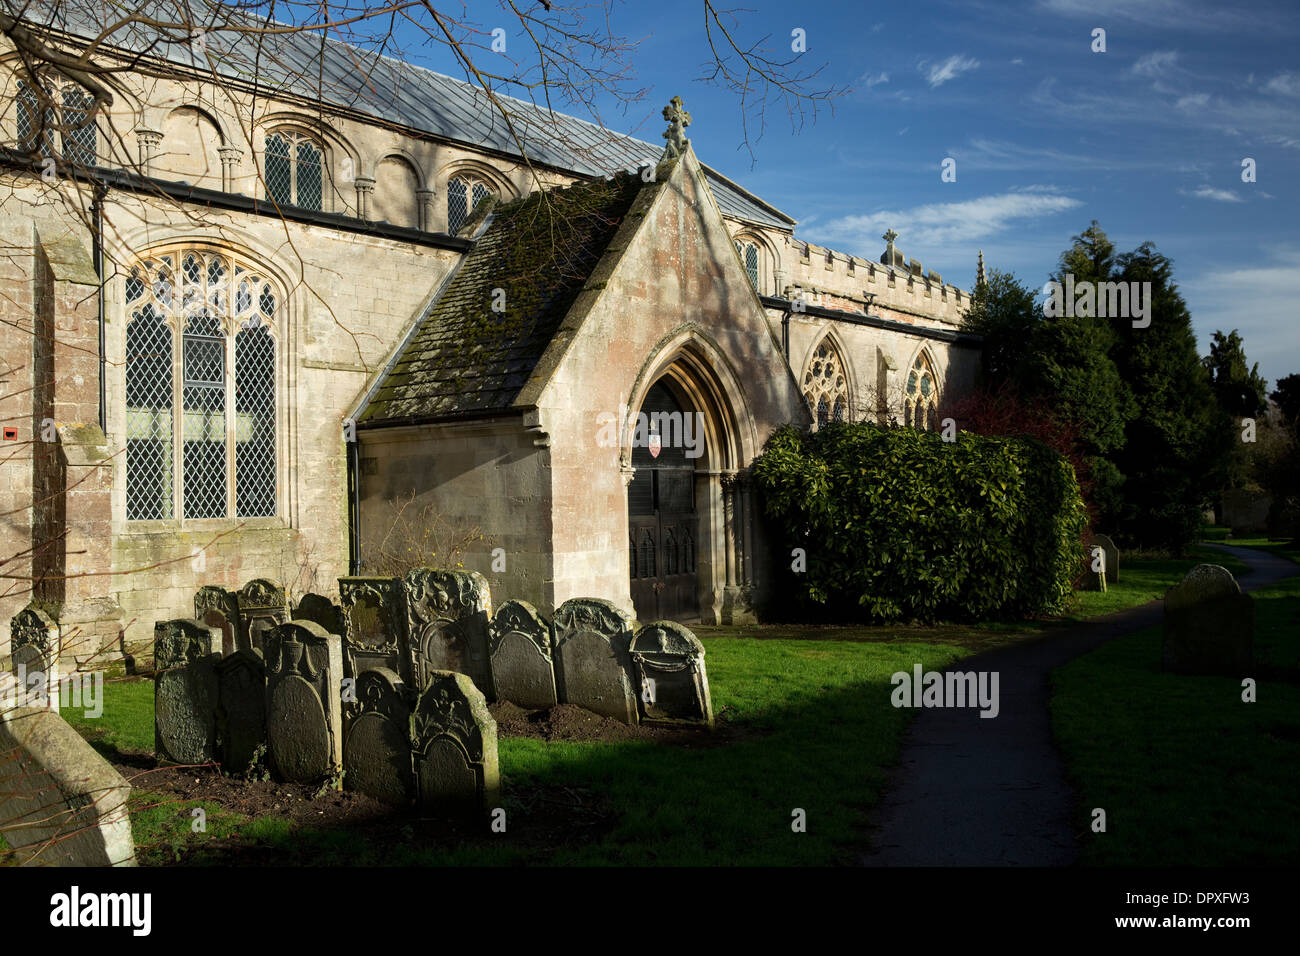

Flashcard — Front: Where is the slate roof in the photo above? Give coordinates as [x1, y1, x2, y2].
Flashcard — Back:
[357, 171, 648, 426]
[35, 1, 794, 229]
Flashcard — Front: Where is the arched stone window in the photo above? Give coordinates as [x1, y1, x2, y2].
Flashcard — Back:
[264, 130, 324, 210]
[905, 352, 939, 430]
[14, 75, 97, 165]
[734, 239, 760, 290]
[125, 249, 278, 521]
[447, 174, 493, 234]
[802, 338, 850, 429]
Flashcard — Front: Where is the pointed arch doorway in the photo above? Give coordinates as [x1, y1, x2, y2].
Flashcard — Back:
[628, 380, 700, 622]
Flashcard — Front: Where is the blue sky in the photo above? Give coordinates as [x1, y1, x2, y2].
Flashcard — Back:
[383, 0, 1300, 388]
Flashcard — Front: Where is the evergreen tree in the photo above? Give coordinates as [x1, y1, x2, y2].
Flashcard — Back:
[1203, 329, 1268, 418]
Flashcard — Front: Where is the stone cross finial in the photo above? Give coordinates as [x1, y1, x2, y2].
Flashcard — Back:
[882, 228, 899, 265]
[662, 96, 692, 158]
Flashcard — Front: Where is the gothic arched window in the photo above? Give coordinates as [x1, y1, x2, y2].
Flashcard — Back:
[447, 174, 492, 234]
[125, 250, 278, 521]
[734, 239, 760, 290]
[264, 130, 324, 210]
[905, 353, 939, 431]
[14, 76, 97, 165]
[802, 339, 850, 429]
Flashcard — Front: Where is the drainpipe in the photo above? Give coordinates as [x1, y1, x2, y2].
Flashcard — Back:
[92, 181, 107, 432]
[347, 438, 360, 575]
[782, 302, 791, 362]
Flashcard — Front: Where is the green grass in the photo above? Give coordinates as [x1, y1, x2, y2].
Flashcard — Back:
[60, 677, 155, 757]
[1051, 573, 1300, 866]
[1222, 535, 1300, 565]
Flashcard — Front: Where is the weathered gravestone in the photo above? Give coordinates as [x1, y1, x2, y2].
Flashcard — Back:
[0, 685, 136, 866]
[629, 621, 714, 727]
[488, 600, 557, 709]
[1162, 564, 1255, 676]
[264, 621, 344, 783]
[411, 670, 499, 812]
[553, 598, 637, 724]
[215, 649, 267, 772]
[339, 576, 409, 683]
[295, 592, 346, 637]
[1081, 545, 1107, 592]
[194, 585, 240, 655]
[404, 569, 493, 696]
[1090, 534, 1120, 583]
[10, 606, 59, 678]
[343, 667, 414, 806]
[154, 619, 221, 764]
[238, 579, 290, 655]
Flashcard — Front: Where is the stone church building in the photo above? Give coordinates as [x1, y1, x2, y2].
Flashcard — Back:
[0, 7, 980, 664]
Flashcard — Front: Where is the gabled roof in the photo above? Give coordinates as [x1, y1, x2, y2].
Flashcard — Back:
[35, 1, 795, 230]
[358, 171, 650, 427]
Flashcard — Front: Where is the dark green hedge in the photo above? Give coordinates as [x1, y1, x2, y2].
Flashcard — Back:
[751, 422, 1088, 622]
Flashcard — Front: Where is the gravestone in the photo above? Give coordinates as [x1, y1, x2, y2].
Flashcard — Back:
[153, 619, 221, 764]
[215, 649, 267, 773]
[295, 592, 346, 637]
[1082, 544, 1107, 592]
[1089, 534, 1120, 584]
[553, 598, 637, 724]
[264, 621, 344, 783]
[238, 579, 290, 655]
[343, 667, 414, 805]
[0, 697, 136, 866]
[629, 621, 714, 727]
[339, 577, 409, 683]
[10, 606, 59, 678]
[1162, 564, 1255, 676]
[488, 600, 556, 709]
[404, 569, 493, 697]
[411, 670, 499, 812]
[194, 585, 240, 655]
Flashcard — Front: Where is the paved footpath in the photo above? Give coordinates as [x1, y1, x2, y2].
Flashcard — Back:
[861, 544, 1298, 866]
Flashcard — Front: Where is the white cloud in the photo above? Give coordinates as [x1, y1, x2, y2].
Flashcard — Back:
[816, 190, 1083, 249]
[1175, 93, 1210, 111]
[1264, 73, 1300, 96]
[861, 71, 889, 88]
[1186, 186, 1244, 202]
[1133, 51, 1179, 76]
[1010, 58, 1024, 65]
[923, 55, 980, 88]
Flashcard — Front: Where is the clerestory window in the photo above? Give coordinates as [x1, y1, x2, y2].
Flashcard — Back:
[15, 76, 97, 166]
[447, 174, 492, 234]
[264, 130, 324, 211]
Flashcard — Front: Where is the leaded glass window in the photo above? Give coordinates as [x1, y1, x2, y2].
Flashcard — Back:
[264, 131, 324, 211]
[734, 239, 760, 290]
[447, 175, 492, 234]
[905, 354, 939, 431]
[14, 77, 97, 164]
[802, 339, 850, 429]
[125, 250, 278, 521]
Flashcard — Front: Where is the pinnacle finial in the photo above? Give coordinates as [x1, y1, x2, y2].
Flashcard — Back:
[662, 96, 692, 158]
[976, 249, 986, 289]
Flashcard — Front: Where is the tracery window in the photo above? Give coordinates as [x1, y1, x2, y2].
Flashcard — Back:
[904, 353, 939, 431]
[264, 130, 324, 210]
[125, 250, 277, 521]
[734, 239, 760, 290]
[15, 76, 97, 165]
[447, 174, 492, 234]
[802, 339, 849, 429]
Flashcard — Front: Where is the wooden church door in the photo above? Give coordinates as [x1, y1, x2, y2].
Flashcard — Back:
[628, 382, 700, 622]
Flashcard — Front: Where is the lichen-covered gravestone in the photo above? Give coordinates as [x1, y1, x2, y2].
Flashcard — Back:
[339, 577, 410, 684]
[411, 670, 498, 812]
[0, 687, 136, 866]
[10, 606, 59, 678]
[629, 621, 714, 727]
[343, 667, 414, 805]
[553, 598, 637, 724]
[488, 600, 556, 708]
[404, 569, 493, 697]
[264, 621, 344, 783]
[1162, 564, 1254, 676]
[194, 585, 240, 655]
[154, 619, 221, 764]
[215, 649, 267, 772]
[1082, 544, 1107, 592]
[294, 592, 346, 637]
[1090, 534, 1120, 584]
[238, 579, 290, 655]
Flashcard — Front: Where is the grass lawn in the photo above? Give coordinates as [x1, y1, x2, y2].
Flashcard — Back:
[1050, 573, 1300, 866]
[1222, 535, 1300, 565]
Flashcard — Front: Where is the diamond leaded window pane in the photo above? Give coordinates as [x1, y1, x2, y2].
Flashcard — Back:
[744, 243, 759, 289]
[183, 311, 227, 518]
[235, 321, 275, 517]
[447, 176, 468, 234]
[125, 304, 174, 520]
[295, 139, 323, 211]
[60, 86, 96, 166]
[264, 133, 292, 205]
